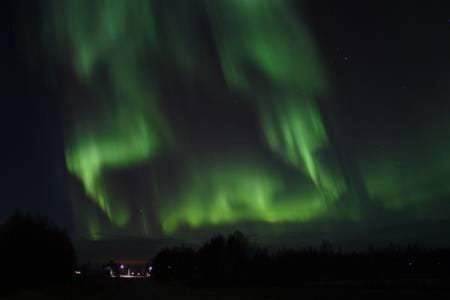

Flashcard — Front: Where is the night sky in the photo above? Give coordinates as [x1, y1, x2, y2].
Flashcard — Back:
[3, 0, 450, 255]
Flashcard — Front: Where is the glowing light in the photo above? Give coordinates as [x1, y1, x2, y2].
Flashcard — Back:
[43, 0, 450, 241]
[45, 0, 347, 239]
[49, 0, 172, 233]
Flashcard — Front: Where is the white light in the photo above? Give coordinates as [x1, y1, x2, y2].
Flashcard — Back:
[120, 264, 125, 269]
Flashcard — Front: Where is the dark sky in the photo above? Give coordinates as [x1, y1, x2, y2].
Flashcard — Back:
[2, 1, 450, 258]
[2, 0, 70, 226]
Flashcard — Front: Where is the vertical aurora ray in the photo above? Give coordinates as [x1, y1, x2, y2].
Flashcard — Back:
[206, 0, 345, 199]
[44, 0, 353, 237]
[49, 0, 172, 231]
[43, 0, 450, 239]
[45, 0, 349, 237]
[158, 1, 347, 233]
[37, 0, 450, 239]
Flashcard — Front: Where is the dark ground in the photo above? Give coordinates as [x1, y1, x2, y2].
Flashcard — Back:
[6, 278, 450, 300]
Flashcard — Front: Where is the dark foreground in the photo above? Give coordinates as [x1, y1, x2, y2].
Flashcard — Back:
[6, 278, 450, 300]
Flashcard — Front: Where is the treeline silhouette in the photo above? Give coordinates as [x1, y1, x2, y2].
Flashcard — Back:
[151, 231, 450, 285]
[0, 212, 76, 294]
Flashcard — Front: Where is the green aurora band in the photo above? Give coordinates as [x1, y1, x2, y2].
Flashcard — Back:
[45, 0, 450, 239]
[50, 0, 172, 230]
[159, 0, 347, 233]
[160, 154, 338, 234]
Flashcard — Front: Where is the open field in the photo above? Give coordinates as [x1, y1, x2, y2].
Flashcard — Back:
[6, 278, 450, 300]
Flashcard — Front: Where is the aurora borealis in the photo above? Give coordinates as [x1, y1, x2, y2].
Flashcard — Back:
[4, 0, 450, 246]
[45, 0, 351, 239]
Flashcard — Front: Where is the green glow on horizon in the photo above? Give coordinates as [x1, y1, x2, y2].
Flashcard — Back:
[362, 130, 450, 212]
[46, 0, 346, 238]
[161, 158, 332, 234]
[158, 1, 346, 233]
[44, 0, 450, 240]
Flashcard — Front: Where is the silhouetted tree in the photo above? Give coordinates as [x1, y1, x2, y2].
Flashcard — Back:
[150, 231, 450, 286]
[225, 231, 250, 280]
[0, 212, 76, 294]
[197, 234, 227, 282]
